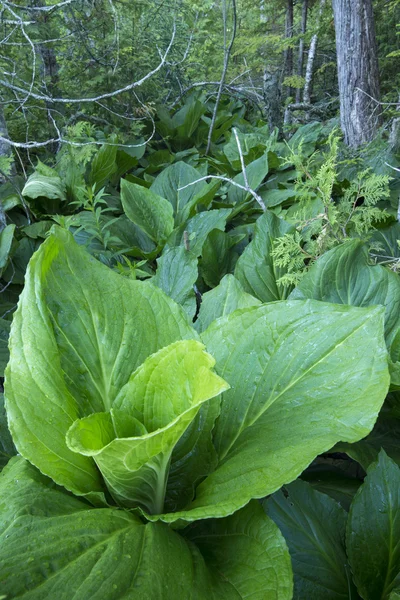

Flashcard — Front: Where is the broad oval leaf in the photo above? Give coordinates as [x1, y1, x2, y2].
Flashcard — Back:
[150, 161, 207, 226]
[290, 239, 400, 360]
[164, 208, 231, 258]
[347, 451, 400, 600]
[120, 178, 174, 244]
[89, 142, 117, 191]
[227, 153, 269, 205]
[0, 457, 293, 600]
[185, 500, 293, 600]
[22, 172, 66, 201]
[152, 247, 198, 318]
[266, 479, 359, 600]
[4, 228, 197, 499]
[66, 340, 229, 513]
[235, 211, 294, 302]
[195, 274, 260, 333]
[153, 300, 389, 523]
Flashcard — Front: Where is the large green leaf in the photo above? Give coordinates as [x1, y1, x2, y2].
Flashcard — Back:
[66, 341, 228, 513]
[164, 394, 220, 513]
[22, 172, 66, 201]
[120, 179, 174, 244]
[0, 393, 16, 471]
[288, 121, 326, 156]
[0, 457, 293, 600]
[266, 480, 359, 599]
[200, 230, 243, 288]
[149, 300, 389, 523]
[370, 222, 400, 263]
[260, 187, 297, 208]
[223, 131, 269, 170]
[150, 161, 207, 225]
[89, 143, 117, 191]
[152, 247, 198, 318]
[195, 274, 260, 333]
[235, 211, 295, 302]
[335, 405, 400, 470]
[172, 97, 206, 143]
[108, 215, 157, 257]
[0, 223, 15, 270]
[185, 500, 293, 600]
[290, 239, 400, 359]
[165, 209, 231, 257]
[0, 317, 10, 377]
[5, 228, 197, 499]
[347, 451, 400, 600]
[227, 152, 269, 205]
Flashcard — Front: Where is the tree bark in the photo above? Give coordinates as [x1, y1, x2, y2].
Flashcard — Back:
[295, 0, 308, 103]
[205, 0, 237, 155]
[303, 0, 325, 105]
[284, 0, 294, 98]
[332, 0, 382, 148]
[263, 69, 282, 131]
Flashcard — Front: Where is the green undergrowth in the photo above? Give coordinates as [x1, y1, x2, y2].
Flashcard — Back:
[1, 98, 400, 598]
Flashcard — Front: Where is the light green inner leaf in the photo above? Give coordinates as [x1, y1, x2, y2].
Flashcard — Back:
[66, 340, 229, 513]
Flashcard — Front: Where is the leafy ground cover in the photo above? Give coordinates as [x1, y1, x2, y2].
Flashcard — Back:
[1, 100, 400, 598]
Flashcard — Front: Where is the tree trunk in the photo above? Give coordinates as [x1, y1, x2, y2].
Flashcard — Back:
[296, 0, 308, 103]
[332, 0, 382, 148]
[284, 0, 294, 98]
[303, 0, 325, 105]
[263, 69, 282, 131]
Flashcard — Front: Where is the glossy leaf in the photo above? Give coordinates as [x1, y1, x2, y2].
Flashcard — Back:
[0, 393, 15, 470]
[165, 209, 231, 257]
[150, 300, 389, 523]
[266, 479, 359, 599]
[185, 500, 293, 600]
[89, 143, 117, 191]
[5, 228, 196, 499]
[195, 274, 260, 333]
[150, 161, 207, 225]
[0, 224, 15, 270]
[290, 239, 400, 359]
[347, 451, 400, 600]
[0, 457, 292, 600]
[200, 230, 243, 288]
[227, 153, 269, 205]
[370, 223, 400, 263]
[152, 247, 198, 317]
[260, 187, 297, 208]
[22, 172, 66, 201]
[66, 341, 228, 513]
[336, 407, 400, 470]
[235, 210, 295, 302]
[121, 179, 174, 244]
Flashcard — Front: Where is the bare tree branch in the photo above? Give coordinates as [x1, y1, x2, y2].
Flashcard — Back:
[0, 22, 176, 104]
[205, 0, 237, 155]
[178, 174, 266, 211]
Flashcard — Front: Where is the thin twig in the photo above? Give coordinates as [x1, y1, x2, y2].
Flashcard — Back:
[178, 174, 266, 211]
[205, 0, 237, 155]
[0, 23, 176, 104]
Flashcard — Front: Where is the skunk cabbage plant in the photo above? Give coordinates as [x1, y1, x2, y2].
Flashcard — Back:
[0, 228, 391, 598]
